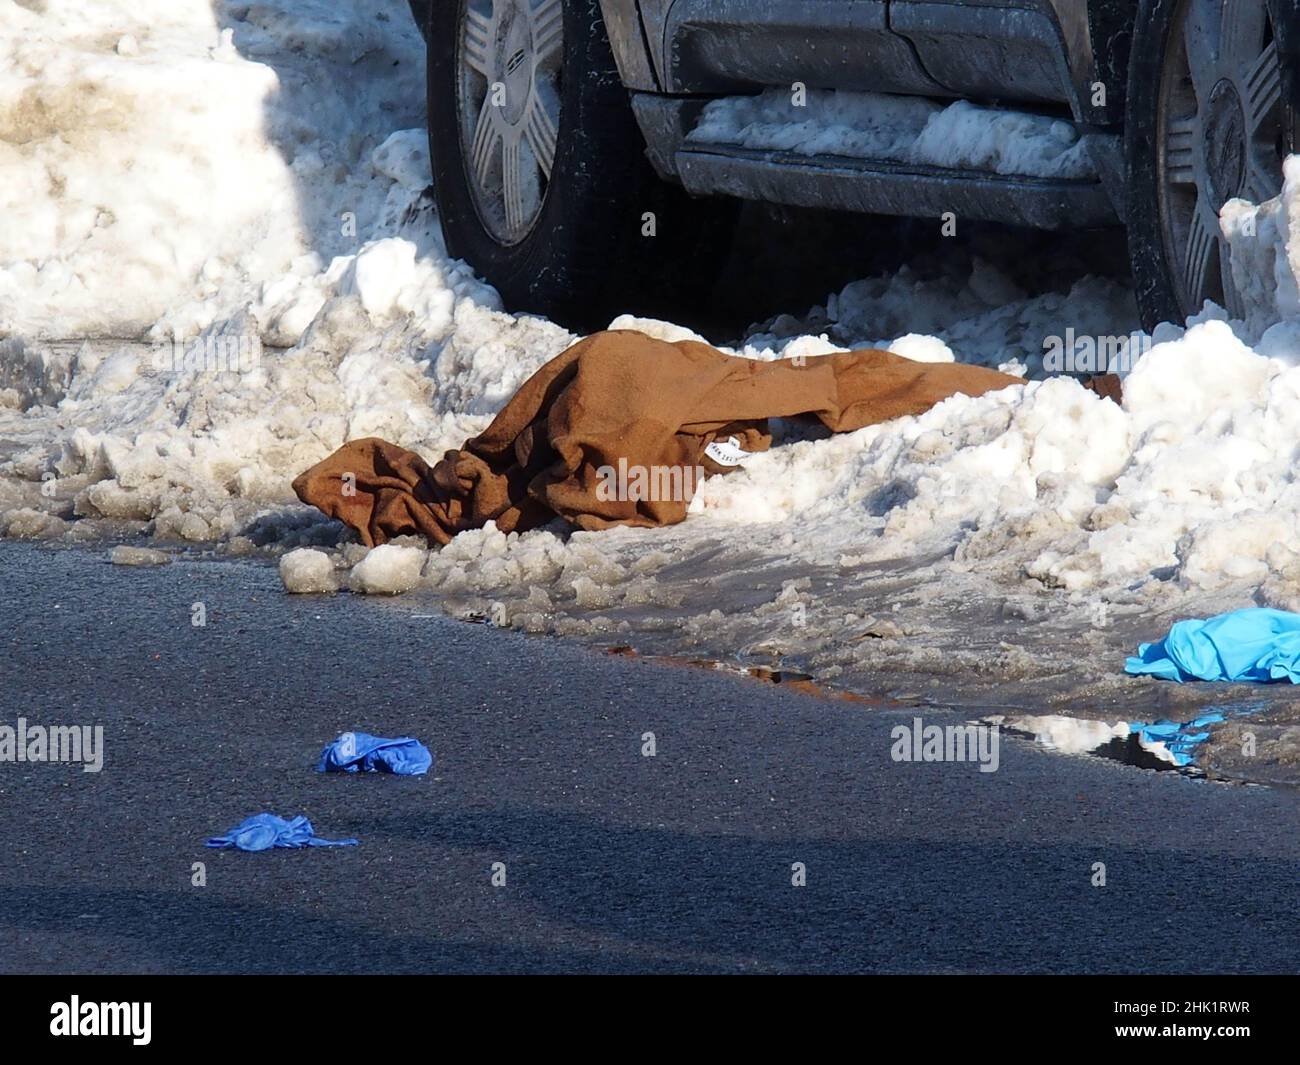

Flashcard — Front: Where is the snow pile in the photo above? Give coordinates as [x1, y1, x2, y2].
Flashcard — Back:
[687, 89, 1096, 180]
[722, 312, 1300, 601]
[0, 3, 569, 554]
[0, 241, 569, 542]
[315, 304, 1300, 602]
[738, 256, 1138, 378]
[0, 0, 427, 339]
[1223, 155, 1300, 342]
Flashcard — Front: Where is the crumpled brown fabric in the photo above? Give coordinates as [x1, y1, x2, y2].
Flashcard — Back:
[1081, 372, 1124, 405]
[293, 328, 1024, 547]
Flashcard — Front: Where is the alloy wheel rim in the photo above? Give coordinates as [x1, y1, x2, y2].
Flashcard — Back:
[456, 0, 563, 246]
[1158, 0, 1292, 318]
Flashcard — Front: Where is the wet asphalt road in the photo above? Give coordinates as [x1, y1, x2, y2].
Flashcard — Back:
[2, 541, 1300, 974]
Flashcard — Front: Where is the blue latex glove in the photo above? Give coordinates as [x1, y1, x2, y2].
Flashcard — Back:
[317, 730, 433, 776]
[1125, 607, 1300, 683]
[206, 814, 358, 851]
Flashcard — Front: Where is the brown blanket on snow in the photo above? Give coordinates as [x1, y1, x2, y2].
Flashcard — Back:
[292, 328, 1032, 547]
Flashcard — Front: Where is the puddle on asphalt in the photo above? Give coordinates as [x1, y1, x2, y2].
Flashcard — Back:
[991, 706, 1267, 779]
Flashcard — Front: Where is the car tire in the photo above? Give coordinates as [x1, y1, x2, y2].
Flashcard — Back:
[1126, 0, 1300, 330]
[422, 0, 737, 332]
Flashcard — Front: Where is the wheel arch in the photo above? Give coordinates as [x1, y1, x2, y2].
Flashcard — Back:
[408, 0, 430, 39]
[1053, 0, 1138, 128]
[410, 0, 655, 87]
[597, 0, 661, 90]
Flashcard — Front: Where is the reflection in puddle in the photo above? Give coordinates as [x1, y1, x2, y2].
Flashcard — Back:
[991, 706, 1265, 774]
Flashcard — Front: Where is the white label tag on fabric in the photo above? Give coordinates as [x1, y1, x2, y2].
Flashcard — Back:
[704, 436, 750, 467]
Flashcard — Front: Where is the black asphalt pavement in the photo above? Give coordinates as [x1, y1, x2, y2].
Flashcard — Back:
[2, 541, 1299, 973]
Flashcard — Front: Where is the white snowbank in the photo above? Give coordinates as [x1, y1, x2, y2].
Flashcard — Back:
[1223, 155, 1300, 340]
[738, 256, 1138, 379]
[687, 89, 1096, 180]
[0, 0, 427, 339]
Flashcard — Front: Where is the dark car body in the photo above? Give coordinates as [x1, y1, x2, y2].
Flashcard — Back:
[410, 0, 1300, 329]
[416, 0, 1134, 229]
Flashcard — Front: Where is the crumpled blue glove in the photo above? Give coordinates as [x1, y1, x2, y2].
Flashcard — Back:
[206, 813, 358, 851]
[316, 730, 433, 776]
[1125, 607, 1300, 683]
